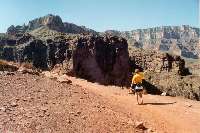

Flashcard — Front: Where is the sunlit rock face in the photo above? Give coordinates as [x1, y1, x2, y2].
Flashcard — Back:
[105, 25, 200, 59]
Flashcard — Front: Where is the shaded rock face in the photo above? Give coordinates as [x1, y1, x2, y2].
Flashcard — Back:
[2, 47, 15, 61]
[0, 38, 17, 61]
[17, 40, 48, 69]
[0, 38, 16, 47]
[46, 38, 69, 69]
[105, 25, 200, 59]
[16, 33, 34, 45]
[72, 36, 129, 85]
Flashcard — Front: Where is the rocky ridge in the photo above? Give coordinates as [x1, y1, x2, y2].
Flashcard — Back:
[7, 14, 98, 35]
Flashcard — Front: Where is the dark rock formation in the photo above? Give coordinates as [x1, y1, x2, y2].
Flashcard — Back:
[46, 39, 57, 69]
[72, 35, 129, 86]
[46, 38, 69, 68]
[17, 39, 48, 69]
[16, 33, 34, 45]
[2, 47, 15, 61]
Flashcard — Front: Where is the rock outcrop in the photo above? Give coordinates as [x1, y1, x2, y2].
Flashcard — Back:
[105, 26, 200, 59]
[129, 47, 200, 100]
[16, 39, 48, 69]
[72, 35, 129, 85]
[27, 14, 65, 32]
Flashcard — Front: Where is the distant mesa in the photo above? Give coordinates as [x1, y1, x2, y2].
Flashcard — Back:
[105, 26, 200, 59]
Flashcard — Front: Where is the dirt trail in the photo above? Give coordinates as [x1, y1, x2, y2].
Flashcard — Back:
[1, 73, 200, 133]
[67, 76, 200, 133]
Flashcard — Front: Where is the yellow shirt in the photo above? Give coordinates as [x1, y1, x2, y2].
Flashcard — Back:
[132, 73, 143, 84]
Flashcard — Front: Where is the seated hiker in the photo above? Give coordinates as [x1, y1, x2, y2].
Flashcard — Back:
[130, 69, 144, 105]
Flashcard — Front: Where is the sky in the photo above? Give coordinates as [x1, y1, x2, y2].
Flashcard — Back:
[0, 0, 199, 32]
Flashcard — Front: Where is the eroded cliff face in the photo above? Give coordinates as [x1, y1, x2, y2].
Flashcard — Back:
[72, 35, 129, 85]
[16, 39, 48, 69]
[105, 25, 200, 59]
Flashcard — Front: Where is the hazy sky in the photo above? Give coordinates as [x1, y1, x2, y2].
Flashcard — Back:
[0, 0, 199, 32]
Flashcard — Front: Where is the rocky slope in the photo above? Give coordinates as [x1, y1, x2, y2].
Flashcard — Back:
[105, 25, 200, 59]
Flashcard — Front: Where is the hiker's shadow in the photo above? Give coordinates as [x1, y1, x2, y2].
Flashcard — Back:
[143, 102, 176, 105]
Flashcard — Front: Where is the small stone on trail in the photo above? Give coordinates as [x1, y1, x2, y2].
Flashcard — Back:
[161, 92, 167, 96]
[10, 102, 18, 107]
[40, 107, 48, 111]
[0, 107, 6, 112]
[185, 102, 192, 107]
[15, 98, 20, 101]
[147, 128, 154, 133]
[57, 75, 72, 84]
[77, 111, 81, 115]
[81, 116, 87, 120]
[135, 121, 147, 130]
